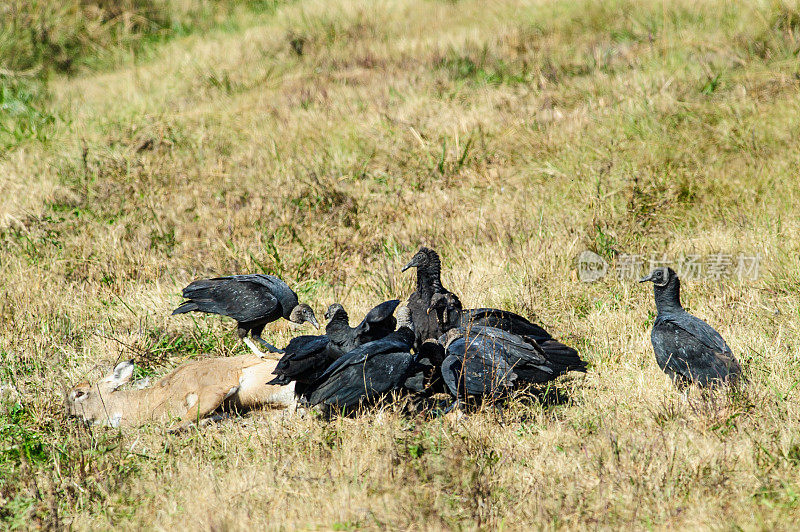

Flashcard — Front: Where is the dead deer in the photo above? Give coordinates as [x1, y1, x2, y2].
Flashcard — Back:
[66, 354, 296, 429]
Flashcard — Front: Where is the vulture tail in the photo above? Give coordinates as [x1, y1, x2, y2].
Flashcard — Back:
[539, 340, 587, 373]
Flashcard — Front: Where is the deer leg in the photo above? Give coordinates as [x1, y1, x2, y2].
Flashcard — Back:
[167, 413, 232, 434]
[168, 386, 232, 433]
[237, 326, 275, 359]
[239, 326, 265, 359]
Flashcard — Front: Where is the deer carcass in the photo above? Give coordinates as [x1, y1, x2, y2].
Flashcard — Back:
[66, 354, 296, 428]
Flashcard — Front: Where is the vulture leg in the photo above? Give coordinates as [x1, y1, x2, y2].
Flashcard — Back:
[253, 335, 284, 354]
[250, 324, 284, 354]
[238, 327, 268, 357]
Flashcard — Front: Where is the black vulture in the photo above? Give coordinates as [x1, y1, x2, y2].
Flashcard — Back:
[172, 274, 318, 356]
[399, 338, 448, 397]
[451, 325, 581, 383]
[440, 328, 517, 410]
[640, 267, 742, 388]
[267, 335, 333, 400]
[324, 299, 400, 356]
[428, 293, 587, 382]
[427, 289, 581, 368]
[401, 247, 459, 348]
[268, 300, 401, 401]
[460, 307, 552, 344]
[426, 292, 463, 332]
[307, 307, 417, 411]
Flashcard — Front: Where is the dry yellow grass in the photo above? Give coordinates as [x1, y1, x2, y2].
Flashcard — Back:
[3, 0, 800, 528]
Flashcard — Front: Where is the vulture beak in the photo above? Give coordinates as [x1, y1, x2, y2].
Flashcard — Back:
[310, 316, 320, 330]
[401, 255, 422, 272]
[639, 272, 654, 283]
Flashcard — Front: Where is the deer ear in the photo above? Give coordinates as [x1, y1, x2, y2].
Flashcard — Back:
[106, 360, 135, 390]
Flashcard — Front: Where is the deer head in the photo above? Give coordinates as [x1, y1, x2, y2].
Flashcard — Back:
[66, 360, 135, 427]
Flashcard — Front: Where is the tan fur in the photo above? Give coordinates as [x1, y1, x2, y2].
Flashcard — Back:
[66, 355, 295, 428]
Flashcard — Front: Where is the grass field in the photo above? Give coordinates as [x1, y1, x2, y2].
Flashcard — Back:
[2, 0, 800, 528]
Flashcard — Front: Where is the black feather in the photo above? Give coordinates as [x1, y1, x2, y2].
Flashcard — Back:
[307, 327, 416, 410]
[429, 294, 586, 384]
[172, 274, 297, 333]
[441, 334, 516, 401]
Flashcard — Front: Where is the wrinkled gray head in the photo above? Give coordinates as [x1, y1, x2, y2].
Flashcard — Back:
[396, 306, 414, 331]
[401, 246, 438, 272]
[289, 303, 319, 329]
[639, 267, 676, 288]
[324, 303, 348, 323]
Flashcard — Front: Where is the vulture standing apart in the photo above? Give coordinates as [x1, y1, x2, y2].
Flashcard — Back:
[172, 274, 318, 356]
[640, 267, 742, 388]
[401, 247, 459, 348]
[307, 307, 417, 411]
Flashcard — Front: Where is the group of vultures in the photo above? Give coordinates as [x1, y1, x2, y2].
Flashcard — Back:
[172, 247, 743, 416]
